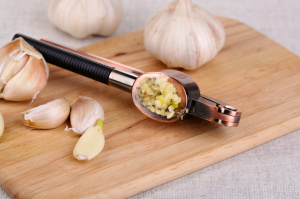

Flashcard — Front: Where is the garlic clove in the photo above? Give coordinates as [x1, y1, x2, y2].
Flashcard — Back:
[22, 98, 70, 129]
[144, 0, 225, 70]
[47, 0, 123, 39]
[0, 53, 29, 85]
[0, 38, 49, 101]
[67, 96, 105, 135]
[0, 112, 4, 138]
[73, 119, 105, 161]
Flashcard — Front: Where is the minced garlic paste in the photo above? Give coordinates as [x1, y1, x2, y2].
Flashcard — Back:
[138, 77, 181, 119]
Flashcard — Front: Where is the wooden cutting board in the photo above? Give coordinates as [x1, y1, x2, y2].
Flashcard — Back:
[1, 17, 300, 199]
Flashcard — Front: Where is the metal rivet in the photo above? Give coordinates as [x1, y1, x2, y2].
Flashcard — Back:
[224, 105, 237, 111]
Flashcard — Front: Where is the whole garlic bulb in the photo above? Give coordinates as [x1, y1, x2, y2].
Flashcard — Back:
[0, 38, 49, 101]
[47, 0, 123, 39]
[144, 0, 225, 70]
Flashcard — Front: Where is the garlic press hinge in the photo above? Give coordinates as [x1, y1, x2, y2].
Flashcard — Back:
[188, 95, 241, 127]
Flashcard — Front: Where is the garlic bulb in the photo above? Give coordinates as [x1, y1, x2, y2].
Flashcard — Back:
[144, 0, 225, 70]
[66, 96, 105, 135]
[0, 38, 49, 101]
[47, 0, 123, 39]
[22, 98, 70, 129]
[73, 119, 105, 161]
[0, 112, 4, 138]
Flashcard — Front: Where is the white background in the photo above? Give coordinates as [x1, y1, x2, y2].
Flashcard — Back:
[0, 0, 299, 198]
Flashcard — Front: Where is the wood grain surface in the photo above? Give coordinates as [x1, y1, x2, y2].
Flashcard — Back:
[0, 17, 300, 199]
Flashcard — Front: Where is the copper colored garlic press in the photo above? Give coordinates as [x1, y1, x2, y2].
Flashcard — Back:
[13, 34, 241, 127]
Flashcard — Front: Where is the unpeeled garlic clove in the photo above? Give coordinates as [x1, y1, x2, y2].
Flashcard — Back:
[0, 38, 49, 101]
[73, 119, 105, 161]
[0, 112, 4, 138]
[66, 96, 105, 135]
[144, 0, 225, 70]
[47, 0, 123, 38]
[22, 98, 70, 129]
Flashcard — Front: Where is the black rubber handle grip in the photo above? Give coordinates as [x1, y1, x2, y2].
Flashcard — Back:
[13, 33, 114, 85]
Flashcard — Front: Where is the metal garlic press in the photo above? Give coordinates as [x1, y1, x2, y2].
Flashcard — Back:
[13, 34, 242, 127]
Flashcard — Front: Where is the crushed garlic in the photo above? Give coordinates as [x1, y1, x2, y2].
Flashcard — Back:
[138, 77, 181, 119]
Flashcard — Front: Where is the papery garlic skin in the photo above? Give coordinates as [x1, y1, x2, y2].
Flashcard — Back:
[144, 0, 225, 70]
[68, 96, 105, 135]
[22, 98, 70, 129]
[73, 119, 105, 161]
[0, 112, 4, 138]
[0, 38, 49, 101]
[47, 0, 123, 39]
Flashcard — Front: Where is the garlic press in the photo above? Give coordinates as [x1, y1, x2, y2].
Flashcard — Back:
[13, 34, 241, 127]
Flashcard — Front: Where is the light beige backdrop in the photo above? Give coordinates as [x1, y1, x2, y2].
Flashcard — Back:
[0, 0, 299, 198]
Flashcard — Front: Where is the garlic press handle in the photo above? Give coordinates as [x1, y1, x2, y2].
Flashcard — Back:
[12, 33, 140, 93]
